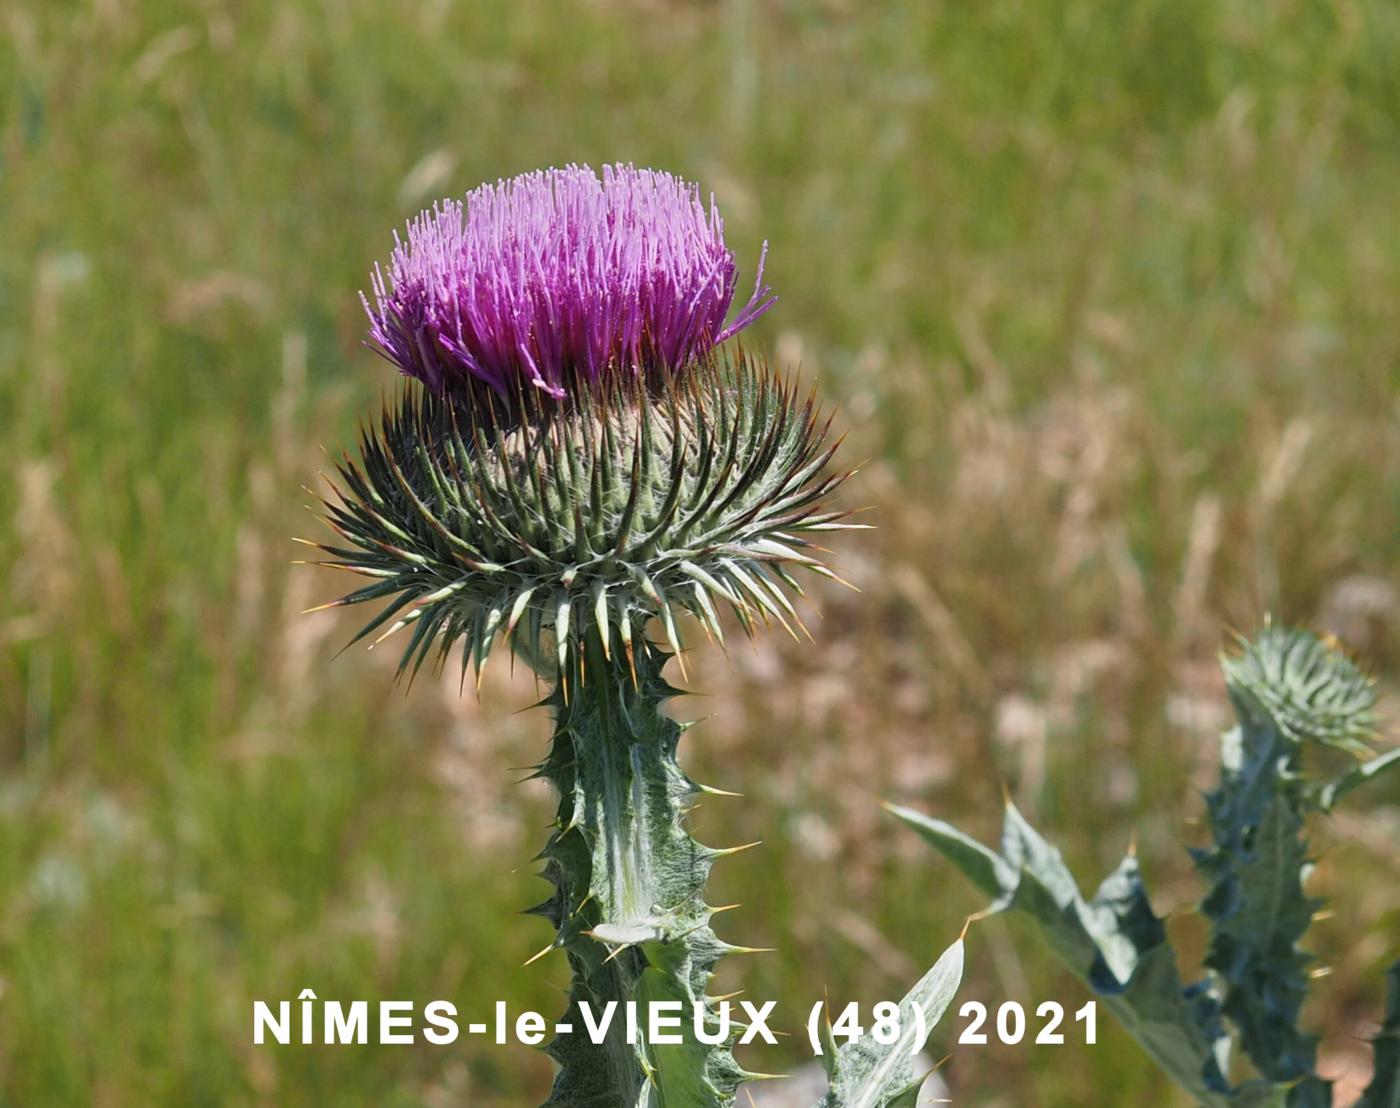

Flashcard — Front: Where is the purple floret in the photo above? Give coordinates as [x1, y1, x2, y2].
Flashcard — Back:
[362, 164, 775, 398]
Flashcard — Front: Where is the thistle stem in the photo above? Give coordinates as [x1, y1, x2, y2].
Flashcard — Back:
[537, 630, 746, 1107]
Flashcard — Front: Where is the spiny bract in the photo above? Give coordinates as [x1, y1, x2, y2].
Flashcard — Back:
[306, 352, 855, 681]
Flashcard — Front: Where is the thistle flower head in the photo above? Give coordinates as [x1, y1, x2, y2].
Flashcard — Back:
[363, 164, 774, 400]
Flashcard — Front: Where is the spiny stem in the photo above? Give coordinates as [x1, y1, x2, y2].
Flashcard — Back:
[536, 630, 750, 1107]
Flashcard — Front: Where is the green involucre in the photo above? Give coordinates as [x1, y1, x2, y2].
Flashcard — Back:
[1221, 623, 1377, 756]
[306, 352, 854, 682]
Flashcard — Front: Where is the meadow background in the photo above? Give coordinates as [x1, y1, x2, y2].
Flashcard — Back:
[3, 1, 1400, 1104]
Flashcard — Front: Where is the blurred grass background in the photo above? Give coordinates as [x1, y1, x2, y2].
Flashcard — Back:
[3, 1, 1400, 1104]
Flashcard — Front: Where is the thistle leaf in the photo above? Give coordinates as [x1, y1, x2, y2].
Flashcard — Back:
[1197, 780, 1320, 1086]
[816, 939, 964, 1108]
[891, 803, 1237, 1106]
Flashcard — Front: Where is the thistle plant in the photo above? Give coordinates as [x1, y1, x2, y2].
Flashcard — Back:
[305, 163, 876, 1106]
[894, 625, 1400, 1106]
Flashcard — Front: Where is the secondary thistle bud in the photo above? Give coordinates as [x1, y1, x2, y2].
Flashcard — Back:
[1221, 623, 1377, 755]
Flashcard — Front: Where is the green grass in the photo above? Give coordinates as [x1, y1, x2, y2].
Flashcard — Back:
[3, 2, 1399, 1104]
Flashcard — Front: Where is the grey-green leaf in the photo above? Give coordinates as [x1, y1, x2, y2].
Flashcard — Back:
[884, 804, 1012, 902]
[817, 938, 964, 1108]
[891, 802, 1236, 1107]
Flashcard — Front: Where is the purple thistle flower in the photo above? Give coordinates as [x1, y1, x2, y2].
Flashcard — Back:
[362, 163, 775, 398]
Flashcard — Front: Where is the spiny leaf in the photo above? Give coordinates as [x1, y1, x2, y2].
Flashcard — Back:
[817, 938, 964, 1108]
[891, 803, 1237, 1106]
